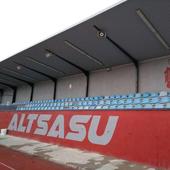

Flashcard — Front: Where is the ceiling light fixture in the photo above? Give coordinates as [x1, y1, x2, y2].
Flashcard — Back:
[97, 31, 106, 38]
[16, 66, 21, 70]
[45, 52, 52, 58]
[136, 9, 170, 50]
[106, 67, 112, 72]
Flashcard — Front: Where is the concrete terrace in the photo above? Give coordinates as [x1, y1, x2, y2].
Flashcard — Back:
[0, 135, 158, 170]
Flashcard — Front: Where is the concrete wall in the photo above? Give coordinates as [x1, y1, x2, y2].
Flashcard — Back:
[33, 80, 54, 101]
[56, 74, 87, 99]
[1, 89, 13, 104]
[89, 64, 136, 96]
[16, 85, 31, 102]
[89, 55, 170, 96]
[139, 56, 170, 92]
[1, 55, 170, 103]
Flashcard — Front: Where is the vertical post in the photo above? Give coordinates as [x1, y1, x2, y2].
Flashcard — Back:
[134, 63, 139, 93]
[85, 72, 89, 97]
[53, 79, 57, 100]
[30, 84, 34, 101]
[12, 87, 17, 103]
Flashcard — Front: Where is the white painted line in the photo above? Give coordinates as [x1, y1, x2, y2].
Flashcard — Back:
[0, 161, 16, 170]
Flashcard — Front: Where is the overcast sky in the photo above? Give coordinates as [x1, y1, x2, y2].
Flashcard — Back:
[0, 0, 126, 62]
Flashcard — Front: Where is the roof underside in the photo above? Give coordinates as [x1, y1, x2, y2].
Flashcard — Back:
[0, 0, 169, 89]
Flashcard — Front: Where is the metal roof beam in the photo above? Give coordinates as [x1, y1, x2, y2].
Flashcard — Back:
[26, 56, 65, 75]
[0, 81, 17, 103]
[45, 49, 88, 75]
[13, 61, 56, 81]
[0, 72, 33, 86]
[45, 49, 89, 96]
[64, 40, 105, 67]
[93, 25, 139, 92]
[13, 61, 57, 100]
[0, 81, 16, 89]
[0, 68, 35, 81]
[136, 9, 170, 50]
[0, 72, 34, 102]
[93, 25, 138, 64]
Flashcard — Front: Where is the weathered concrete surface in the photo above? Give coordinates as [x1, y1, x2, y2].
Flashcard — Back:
[0, 135, 158, 170]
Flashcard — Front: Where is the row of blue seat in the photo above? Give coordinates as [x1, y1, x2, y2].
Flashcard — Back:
[17, 103, 169, 111]
[14, 91, 170, 111]
[14, 91, 169, 105]
[17, 98, 170, 111]
[18, 96, 170, 107]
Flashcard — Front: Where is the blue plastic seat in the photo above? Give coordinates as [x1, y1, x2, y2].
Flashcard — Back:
[118, 99, 125, 104]
[96, 105, 102, 109]
[64, 102, 69, 107]
[110, 95, 116, 99]
[102, 105, 109, 109]
[141, 98, 150, 104]
[105, 100, 111, 105]
[165, 103, 170, 109]
[111, 100, 117, 105]
[133, 98, 141, 104]
[160, 97, 170, 103]
[55, 106, 59, 110]
[88, 97, 94, 100]
[78, 101, 83, 106]
[127, 93, 135, 98]
[143, 104, 153, 109]
[150, 97, 160, 104]
[134, 104, 143, 109]
[87, 101, 93, 105]
[121, 95, 127, 99]
[125, 99, 133, 104]
[94, 96, 103, 100]
[125, 104, 133, 109]
[150, 92, 159, 97]
[89, 106, 96, 109]
[92, 101, 98, 105]
[104, 96, 110, 100]
[69, 102, 73, 106]
[84, 97, 90, 101]
[117, 105, 125, 109]
[154, 103, 165, 109]
[99, 100, 105, 105]
[134, 93, 142, 98]
[109, 105, 117, 109]
[84, 106, 89, 110]
[78, 106, 83, 110]
[60, 106, 64, 110]
[142, 92, 150, 98]
[115, 95, 121, 99]
[82, 101, 87, 106]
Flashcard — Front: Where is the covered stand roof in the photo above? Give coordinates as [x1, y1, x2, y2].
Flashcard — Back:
[0, 0, 169, 90]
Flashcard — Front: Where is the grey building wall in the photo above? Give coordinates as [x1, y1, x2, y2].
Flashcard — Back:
[56, 74, 87, 99]
[1, 89, 13, 104]
[139, 56, 170, 92]
[16, 85, 31, 102]
[33, 80, 54, 101]
[89, 64, 136, 96]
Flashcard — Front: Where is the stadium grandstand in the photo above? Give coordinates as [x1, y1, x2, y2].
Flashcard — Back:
[0, 0, 170, 169]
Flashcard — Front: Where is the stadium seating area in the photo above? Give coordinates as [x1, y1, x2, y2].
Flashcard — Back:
[15, 91, 170, 111]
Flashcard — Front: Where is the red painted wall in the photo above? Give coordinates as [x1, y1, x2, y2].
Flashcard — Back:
[0, 110, 170, 169]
